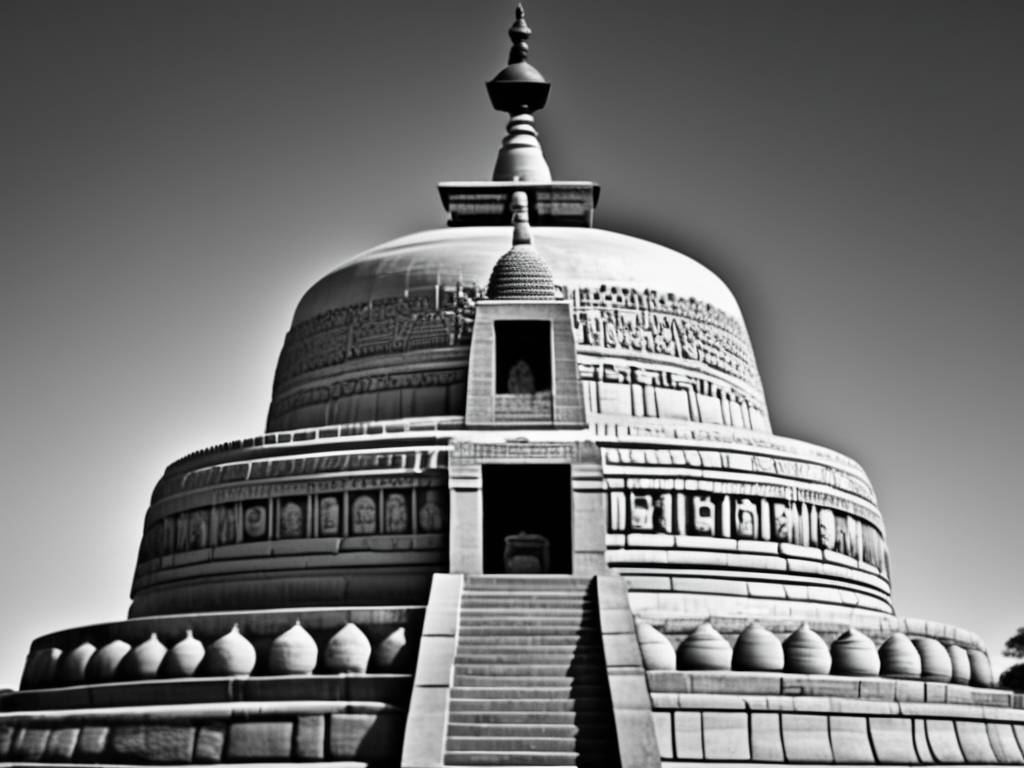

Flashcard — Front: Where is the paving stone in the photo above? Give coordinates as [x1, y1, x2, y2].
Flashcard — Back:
[925, 719, 964, 763]
[43, 727, 79, 761]
[750, 712, 785, 762]
[111, 724, 196, 764]
[912, 718, 934, 763]
[987, 722, 1024, 764]
[652, 711, 673, 759]
[703, 711, 750, 761]
[781, 713, 832, 762]
[830, 715, 874, 763]
[295, 714, 326, 760]
[227, 721, 293, 761]
[194, 723, 226, 763]
[12, 727, 50, 761]
[955, 719, 998, 763]
[673, 711, 703, 760]
[869, 717, 919, 764]
[75, 726, 109, 759]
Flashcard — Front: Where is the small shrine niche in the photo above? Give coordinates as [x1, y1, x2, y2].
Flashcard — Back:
[494, 320, 552, 395]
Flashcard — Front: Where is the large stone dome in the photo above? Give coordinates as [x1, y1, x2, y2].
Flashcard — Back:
[269, 226, 768, 433]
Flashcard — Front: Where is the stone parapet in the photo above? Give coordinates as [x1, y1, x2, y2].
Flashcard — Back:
[0, 701, 403, 766]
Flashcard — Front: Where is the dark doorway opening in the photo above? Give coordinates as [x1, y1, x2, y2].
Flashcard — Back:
[482, 464, 572, 574]
[494, 321, 551, 394]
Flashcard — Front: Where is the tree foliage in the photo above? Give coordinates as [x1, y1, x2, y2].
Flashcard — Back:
[1004, 627, 1024, 659]
[1000, 663, 1024, 692]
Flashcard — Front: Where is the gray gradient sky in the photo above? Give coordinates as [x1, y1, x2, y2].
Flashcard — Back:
[2, 1, 1022, 689]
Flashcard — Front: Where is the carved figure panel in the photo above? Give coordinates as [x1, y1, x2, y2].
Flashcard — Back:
[243, 505, 268, 541]
[734, 498, 759, 540]
[384, 491, 411, 534]
[215, 505, 238, 546]
[188, 509, 210, 550]
[350, 494, 378, 536]
[690, 495, 717, 536]
[417, 489, 445, 533]
[279, 498, 306, 539]
[630, 493, 654, 530]
[318, 496, 341, 536]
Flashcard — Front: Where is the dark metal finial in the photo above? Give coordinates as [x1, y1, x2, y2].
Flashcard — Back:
[508, 4, 531, 64]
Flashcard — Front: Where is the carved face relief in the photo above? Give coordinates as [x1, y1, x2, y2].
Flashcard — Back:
[188, 509, 209, 549]
[417, 489, 444, 533]
[319, 496, 340, 536]
[507, 359, 536, 394]
[243, 505, 268, 540]
[216, 505, 237, 546]
[384, 492, 410, 534]
[691, 495, 716, 536]
[817, 508, 836, 549]
[351, 494, 378, 535]
[734, 498, 758, 539]
[772, 503, 793, 542]
[280, 500, 305, 539]
[630, 494, 654, 531]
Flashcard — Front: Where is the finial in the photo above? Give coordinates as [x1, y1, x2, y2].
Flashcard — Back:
[487, 6, 552, 181]
[511, 191, 531, 245]
[508, 4, 531, 64]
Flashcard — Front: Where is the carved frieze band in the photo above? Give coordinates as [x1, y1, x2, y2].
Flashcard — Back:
[606, 479, 890, 579]
[603, 446, 877, 507]
[568, 286, 762, 393]
[152, 448, 445, 504]
[137, 478, 449, 565]
[273, 284, 483, 393]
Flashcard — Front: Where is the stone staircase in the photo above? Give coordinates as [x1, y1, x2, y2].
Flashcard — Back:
[444, 576, 620, 767]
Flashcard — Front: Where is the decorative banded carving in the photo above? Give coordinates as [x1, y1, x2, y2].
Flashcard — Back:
[568, 286, 761, 390]
[607, 486, 890, 577]
[274, 285, 483, 391]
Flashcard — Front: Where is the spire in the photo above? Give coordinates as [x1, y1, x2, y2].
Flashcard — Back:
[487, 5, 552, 182]
[487, 191, 555, 300]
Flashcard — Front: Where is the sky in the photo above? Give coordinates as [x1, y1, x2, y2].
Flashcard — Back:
[1, 0, 1022, 689]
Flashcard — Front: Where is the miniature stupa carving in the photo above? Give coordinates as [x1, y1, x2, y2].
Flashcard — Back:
[2, 6, 1020, 768]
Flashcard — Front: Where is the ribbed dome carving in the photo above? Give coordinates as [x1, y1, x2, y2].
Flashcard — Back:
[487, 244, 555, 300]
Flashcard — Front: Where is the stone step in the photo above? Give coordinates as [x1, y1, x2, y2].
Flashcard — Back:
[453, 674, 606, 688]
[447, 711, 613, 726]
[454, 651, 604, 665]
[448, 722, 583, 738]
[447, 736, 579, 753]
[450, 685, 606, 700]
[454, 663, 604, 677]
[459, 606, 593, 616]
[448, 697, 606, 712]
[461, 594, 590, 604]
[465, 576, 592, 589]
[459, 625, 599, 637]
[443, 750, 581, 766]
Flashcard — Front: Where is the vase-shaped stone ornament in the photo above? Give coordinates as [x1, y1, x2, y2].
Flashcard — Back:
[324, 623, 372, 673]
[164, 630, 205, 677]
[636, 622, 676, 671]
[56, 641, 96, 685]
[371, 627, 408, 672]
[782, 623, 831, 674]
[268, 621, 318, 675]
[204, 624, 256, 676]
[121, 633, 167, 680]
[676, 622, 732, 671]
[945, 644, 971, 685]
[21, 647, 62, 689]
[967, 648, 994, 687]
[86, 639, 132, 682]
[913, 637, 952, 683]
[830, 628, 880, 676]
[878, 632, 921, 679]
[733, 622, 785, 672]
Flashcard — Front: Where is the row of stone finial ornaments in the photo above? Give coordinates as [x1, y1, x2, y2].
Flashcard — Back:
[637, 621, 995, 687]
[20, 621, 407, 689]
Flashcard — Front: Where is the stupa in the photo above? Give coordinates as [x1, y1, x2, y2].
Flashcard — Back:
[2, 6, 1022, 768]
